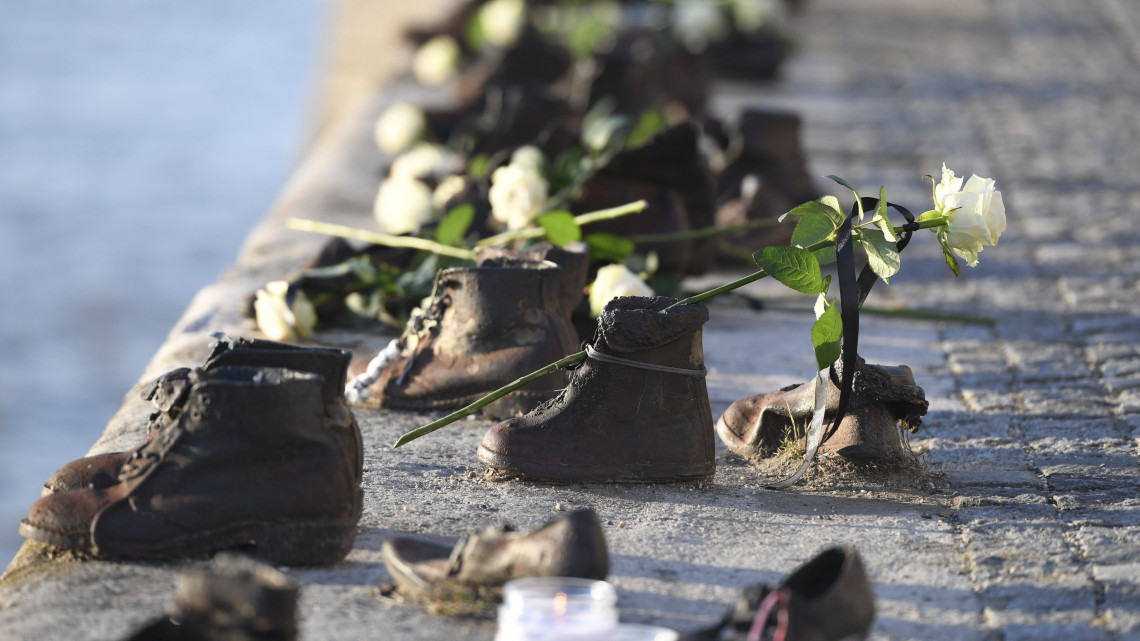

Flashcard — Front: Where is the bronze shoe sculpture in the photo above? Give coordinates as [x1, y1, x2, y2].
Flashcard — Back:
[716, 358, 928, 462]
[20, 366, 362, 565]
[687, 546, 875, 641]
[381, 509, 609, 604]
[43, 335, 362, 495]
[123, 553, 300, 641]
[477, 296, 715, 482]
[357, 258, 579, 419]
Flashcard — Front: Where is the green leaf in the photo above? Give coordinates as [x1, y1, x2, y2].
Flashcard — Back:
[791, 211, 839, 265]
[781, 199, 844, 226]
[628, 109, 667, 148]
[915, 209, 943, 223]
[856, 228, 901, 282]
[549, 148, 585, 194]
[811, 303, 843, 371]
[585, 233, 634, 263]
[434, 204, 475, 247]
[937, 231, 961, 277]
[871, 187, 897, 242]
[752, 246, 826, 295]
[468, 154, 490, 180]
[537, 211, 582, 247]
[826, 175, 859, 197]
[463, 11, 487, 51]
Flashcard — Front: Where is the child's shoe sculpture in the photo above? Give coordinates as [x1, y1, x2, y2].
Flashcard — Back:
[360, 259, 579, 419]
[716, 358, 928, 462]
[43, 336, 362, 495]
[20, 366, 361, 565]
[689, 546, 875, 641]
[478, 296, 715, 482]
[124, 553, 300, 641]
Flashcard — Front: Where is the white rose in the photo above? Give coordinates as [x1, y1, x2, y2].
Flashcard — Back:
[509, 145, 544, 171]
[589, 264, 654, 317]
[374, 103, 427, 155]
[254, 280, 316, 341]
[390, 142, 462, 180]
[672, 0, 729, 53]
[935, 165, 1006, 267]
[480, 0, 526, 47]
[489, 163, 548, 230]
[413, 35, 461, 86]
[432, 174, 469, 210]
[374, 176, 436, 235]
[731, 0, 780, 33]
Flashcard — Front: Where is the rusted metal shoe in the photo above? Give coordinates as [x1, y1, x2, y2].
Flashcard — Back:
[474, 241, 589, 351]
[358, 259, 579, 419]
[477, 295, 716, 482]
[688, 546, 875, 641]
[381, 509, 609, 604]
[20, 366, 362, 565]
[43, 336, 362, 495]
[716, 359, 928, 462]
[123, 553, 300, 641]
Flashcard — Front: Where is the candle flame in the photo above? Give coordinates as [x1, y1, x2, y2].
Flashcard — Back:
[553, 591, 568, 617]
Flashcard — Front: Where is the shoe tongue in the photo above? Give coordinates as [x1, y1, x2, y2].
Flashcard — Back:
[599, 296, 709, 353]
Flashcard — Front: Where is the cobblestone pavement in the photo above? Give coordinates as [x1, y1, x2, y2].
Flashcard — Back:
[773, 0, 1140, 638]
[1, 1, 1139, 640]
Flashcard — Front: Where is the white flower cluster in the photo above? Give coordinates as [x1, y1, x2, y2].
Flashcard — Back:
[413, 35, 461, 86]
[934, 164, 1006, 267]
[488, 146, 549, 230]
[374, 143, 466, 236]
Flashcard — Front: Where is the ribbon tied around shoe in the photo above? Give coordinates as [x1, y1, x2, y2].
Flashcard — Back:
[767, 198, 917, 489]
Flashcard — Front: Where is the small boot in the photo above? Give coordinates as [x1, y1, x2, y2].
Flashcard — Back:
[20, 366, 361, 565]
[716, 359, 928, 462]
[43, 336, 362, 495]
[477, 296, 715, 482]
[359, 259, 579, 419]
[688, 546, 874, 641]
[381, 509, 609, 604]
[124, 553, 300, 641]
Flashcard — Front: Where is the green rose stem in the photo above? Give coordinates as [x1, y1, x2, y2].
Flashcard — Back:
[393, 214, 954, 448]
[286, 219, 477, 260]
[474, 199, 647, 248]
[287, 199, 647, 257]
[627, 218, 783, 244]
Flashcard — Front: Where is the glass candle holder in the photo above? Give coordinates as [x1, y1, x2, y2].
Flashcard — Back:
[495, 577, 619, 641]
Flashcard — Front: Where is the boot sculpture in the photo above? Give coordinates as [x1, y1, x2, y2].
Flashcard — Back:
[43, 336, 362, 495]
[356, 258, 579, 419]
[124, 553, 300, 641]
[690, 546, 875, 641]
[20, 366, 361, 565]
[717, 358, 928, 462]
[478, 296, 715, 482]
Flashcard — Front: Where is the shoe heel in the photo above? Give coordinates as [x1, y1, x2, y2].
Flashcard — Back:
[252, 519, 357, 566]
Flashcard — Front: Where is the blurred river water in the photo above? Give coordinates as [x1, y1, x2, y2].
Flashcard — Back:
[0, 1, 329, 563]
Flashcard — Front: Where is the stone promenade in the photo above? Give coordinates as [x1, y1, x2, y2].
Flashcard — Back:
[2, 1, 1138, 639]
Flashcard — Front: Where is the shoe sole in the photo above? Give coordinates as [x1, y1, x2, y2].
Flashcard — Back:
[19, 488, 364, 566]
[476, 444, 715, 483]
[19, 515, 359, 566]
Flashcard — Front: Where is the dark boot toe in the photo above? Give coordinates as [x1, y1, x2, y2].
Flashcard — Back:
[43, 451, 131, 495]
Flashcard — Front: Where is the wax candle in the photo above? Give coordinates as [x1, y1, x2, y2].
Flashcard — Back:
[495, 577, 618, 641]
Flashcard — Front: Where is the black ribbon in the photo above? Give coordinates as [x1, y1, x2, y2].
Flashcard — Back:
[767, 199, 916, 489]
